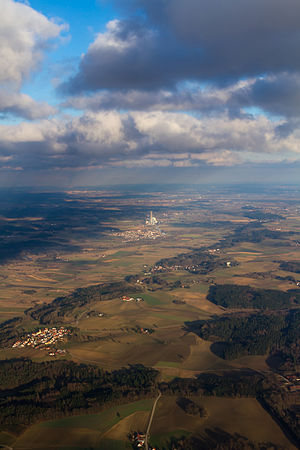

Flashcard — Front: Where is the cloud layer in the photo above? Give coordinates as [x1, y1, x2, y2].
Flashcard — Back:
[1, 111, 300, 173]
[0, 0, 300, 181]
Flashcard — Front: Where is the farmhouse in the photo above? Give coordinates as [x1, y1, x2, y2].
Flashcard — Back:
[122, 296, 134, 302]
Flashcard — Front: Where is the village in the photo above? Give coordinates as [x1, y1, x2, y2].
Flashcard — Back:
[112, 227, 164, 242]
[12, 327, 71, 356]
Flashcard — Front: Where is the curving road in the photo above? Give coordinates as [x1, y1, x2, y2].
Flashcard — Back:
[145, 391, 161, 450]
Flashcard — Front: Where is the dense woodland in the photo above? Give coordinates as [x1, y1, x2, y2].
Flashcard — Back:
[167, 430, 286, 450]
[161, 370, 264, 398]
[215, 223, 292, 249]
[0, 317, 25, 347]
[207, 284, 300, 309]
[279, 261, 300, 274]
[241, 208, 284, 221]
[0, 359, 158, 426]
[185, 309, 300, 365]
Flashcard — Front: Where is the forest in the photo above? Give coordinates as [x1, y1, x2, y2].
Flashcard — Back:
[241, 208, 284, 221]
[0, 317, 24, 347]
[0, 359, 158, 426]
[166, 430, 284, 450]
[207, 284, 300, 309]
[215, 222, 292, 249]
[279, 261, 300, 274]
[185, 309, 300, 364]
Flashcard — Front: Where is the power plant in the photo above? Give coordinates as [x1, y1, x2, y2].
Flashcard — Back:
[146, 211, 158, 225]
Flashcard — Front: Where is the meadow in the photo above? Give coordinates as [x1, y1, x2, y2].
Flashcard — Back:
[13, 399, 154, 450]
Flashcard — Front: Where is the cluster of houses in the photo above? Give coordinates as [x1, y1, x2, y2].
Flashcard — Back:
[285, 374, 300, 392]
[130, 432, 156, 449]
[150, 264, 178, 273]
[48, 349, 66, 357]
[112, 228, 164, 242]
[278, 373, 300, 392]
[122, 296, 143, 303]
[134, 433, 146, 447]
[12, 327, 71, 352]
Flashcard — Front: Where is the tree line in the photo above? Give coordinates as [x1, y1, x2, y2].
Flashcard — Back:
[207, 284, 300, 309]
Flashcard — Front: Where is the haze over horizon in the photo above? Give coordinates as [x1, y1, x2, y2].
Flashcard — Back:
[1, 0, 300, 186]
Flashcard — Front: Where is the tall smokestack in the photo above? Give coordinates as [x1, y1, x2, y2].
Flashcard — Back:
[150, 211, 153, 224]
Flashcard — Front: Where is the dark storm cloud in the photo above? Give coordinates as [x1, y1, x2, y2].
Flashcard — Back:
[231, 73, 300, 118]
[63, 0, 300, 93]
[61, 19, 202, 93]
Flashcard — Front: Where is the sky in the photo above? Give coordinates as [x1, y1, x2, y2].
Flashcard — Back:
[0, 0, 300, 186]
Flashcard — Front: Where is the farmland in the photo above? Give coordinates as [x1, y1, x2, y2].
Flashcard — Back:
[0, 185, 300, 448]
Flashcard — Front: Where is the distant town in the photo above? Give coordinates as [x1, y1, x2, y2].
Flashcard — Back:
[112, 228, 164, 242]
[112, 211, 165, 242]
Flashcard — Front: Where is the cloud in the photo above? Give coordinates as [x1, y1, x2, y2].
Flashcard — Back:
[62, 0, 300, 93]
[62, 81, 250, 113]
[0, 0, 67, 119]
[62, 71, 300, 129]
[61, 19, 186, 92]
[0, 0, 67, 86]
[0, 111, 300, 172]
[231, 73, 300, 119]
[0, 90, 57, 120]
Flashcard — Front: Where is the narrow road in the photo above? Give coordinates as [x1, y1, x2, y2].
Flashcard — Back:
[145, 391, 161, 450]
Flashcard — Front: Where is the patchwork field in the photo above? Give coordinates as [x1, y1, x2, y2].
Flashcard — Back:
[149, 396, 296, 449]
[8, 395, 296, 450]
[1, 188, 300, 449]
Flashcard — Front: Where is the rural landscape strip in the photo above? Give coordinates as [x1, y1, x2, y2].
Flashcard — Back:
[0, 188, 299, 449]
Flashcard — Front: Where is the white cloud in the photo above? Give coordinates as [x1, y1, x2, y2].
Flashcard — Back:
[0, 0, 67, 120]
[0, 111, 300, 171]
[0, 0, 67, 86]
[89, 20, 155, 53]
[0, 90, 57, 119]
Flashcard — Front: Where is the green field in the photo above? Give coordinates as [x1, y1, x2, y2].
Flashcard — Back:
[13, 400, 154, 449]
[135, 293, 164, 306]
